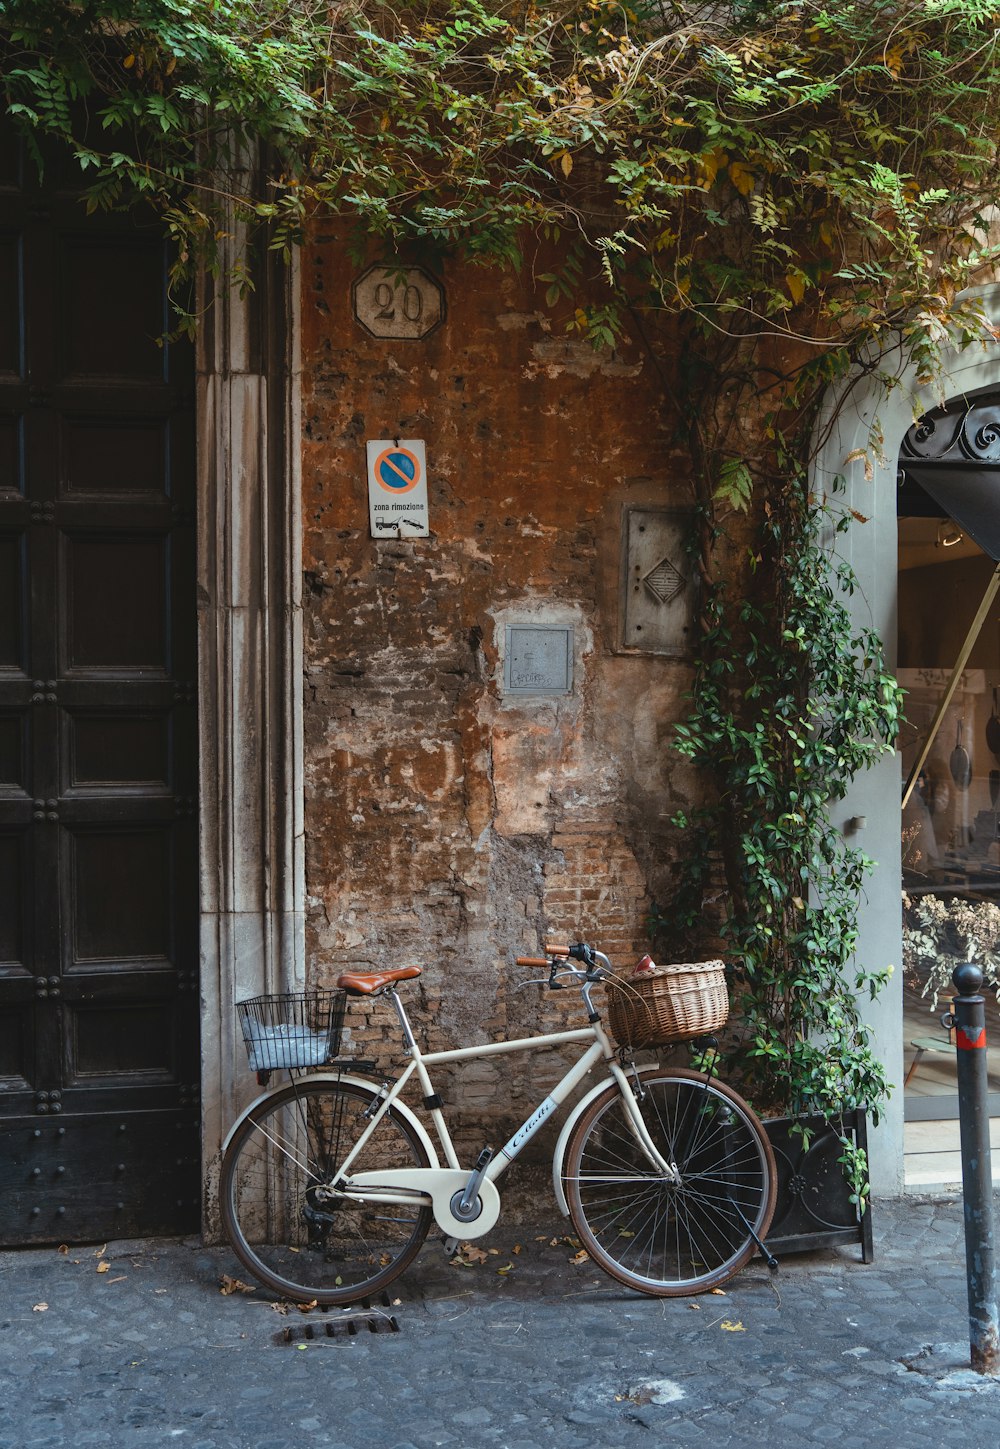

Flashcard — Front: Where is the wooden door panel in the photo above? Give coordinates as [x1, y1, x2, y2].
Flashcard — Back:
[0, 132, 199, 1244]
[60, 416, 168, 498]
[0, 232, 21, 379]
[0, 533, 26, 667]
[68, 998, 176, 1081]
[0, 713, 27, 788]
[0, 417, 20, 493]
[0, 830, 28, 965]
[60, 236, 166, 383]
[69, 825, 173, 964]
[3, 1111, 201, 1241]
[0, 1000, 32, 1085]
[68, 712, 171, 790]
[64, 532, 168, 672]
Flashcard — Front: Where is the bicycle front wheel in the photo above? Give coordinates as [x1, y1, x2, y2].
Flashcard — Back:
[220, 1078, 433, 1305]
[563, 1067, 776, 1295]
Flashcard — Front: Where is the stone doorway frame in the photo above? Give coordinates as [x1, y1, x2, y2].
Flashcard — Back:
[195, 238, 305, 1234]
[811, 283, 1000, 1196]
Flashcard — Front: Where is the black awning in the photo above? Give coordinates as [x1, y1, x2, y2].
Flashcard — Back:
[904, 465, 1000, 562]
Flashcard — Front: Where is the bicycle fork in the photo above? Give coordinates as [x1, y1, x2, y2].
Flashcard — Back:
[613, 1065, 776, 1276]
[612, 1062, 682, 1185]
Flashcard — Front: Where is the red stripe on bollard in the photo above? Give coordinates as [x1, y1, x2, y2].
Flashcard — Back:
[957, 1027, 987, 1050]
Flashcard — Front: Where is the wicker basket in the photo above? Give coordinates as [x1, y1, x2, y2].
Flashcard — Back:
[605, 961, 729, 1049]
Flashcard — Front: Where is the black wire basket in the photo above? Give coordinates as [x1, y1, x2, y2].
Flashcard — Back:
[236, 990, 346, 1073]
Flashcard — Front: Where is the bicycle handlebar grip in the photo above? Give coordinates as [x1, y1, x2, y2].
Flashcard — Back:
[515, 957, 551, 967]
[544, 941, 571, 957]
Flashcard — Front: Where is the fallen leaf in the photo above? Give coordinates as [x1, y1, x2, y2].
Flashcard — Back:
[57, 1245, 69, 1256]
[710, 1288, 727, 1296]
[219, 1275, 256, 1296]
[295, 1300, 318, 1313]
[32, 1303, 48, 1313]
[721, 1320, 745, 1332]
[96, 1261, 110, 1274]
[496, 1262, 514, 1275]
[269, 1302, 290, 1315]
[92, 1245, 107, 1258]
[153, 1289, 168, 1296]
[451, 1244, 489, 1267]
[568, 1249, 589, 1266]
[296, 1343, 308, 1350]
[688, 1303, 701, 1311]
[488, 1248, 500, 1256]
[512, 1244, 522, 1255]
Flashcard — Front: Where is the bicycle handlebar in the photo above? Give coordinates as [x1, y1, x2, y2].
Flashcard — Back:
[515, 942, 609, 982]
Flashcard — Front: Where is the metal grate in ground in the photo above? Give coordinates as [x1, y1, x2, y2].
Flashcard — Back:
[274, 1291, 400, 1344]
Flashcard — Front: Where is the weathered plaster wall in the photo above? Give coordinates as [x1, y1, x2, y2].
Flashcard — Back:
[299, 237, 697, 1180]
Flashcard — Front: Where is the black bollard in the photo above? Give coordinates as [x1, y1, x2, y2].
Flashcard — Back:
[947, 962, 999, 1375]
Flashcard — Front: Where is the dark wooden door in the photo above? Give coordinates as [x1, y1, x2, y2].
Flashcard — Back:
[0, 135, 200, 1243]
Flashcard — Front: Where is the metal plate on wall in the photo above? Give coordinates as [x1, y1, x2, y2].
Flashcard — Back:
[503, 625, 573, 695]
[621, 508, 696, 656]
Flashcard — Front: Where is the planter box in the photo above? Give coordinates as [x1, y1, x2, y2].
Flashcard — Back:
[762, 1109, 874, 1262]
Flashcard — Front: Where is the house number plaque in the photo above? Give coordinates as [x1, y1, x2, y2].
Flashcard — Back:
[352, 264, 445, 340]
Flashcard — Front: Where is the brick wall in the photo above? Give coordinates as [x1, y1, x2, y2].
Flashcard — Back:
[299, 235, 699, 1193]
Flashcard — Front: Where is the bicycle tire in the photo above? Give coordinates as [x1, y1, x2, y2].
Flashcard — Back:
[220, 1078, 433, 1305]
[563, 1066, 776, 1295]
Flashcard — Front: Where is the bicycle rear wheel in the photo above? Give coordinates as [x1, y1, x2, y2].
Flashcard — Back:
[220, 1078, 433, 1305]
[563, 1067, 776, 1295]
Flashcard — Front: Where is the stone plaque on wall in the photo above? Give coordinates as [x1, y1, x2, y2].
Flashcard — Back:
[352, 263, 445, 340]
[621, 508, 696, 656]
[503, 625, 573, 695]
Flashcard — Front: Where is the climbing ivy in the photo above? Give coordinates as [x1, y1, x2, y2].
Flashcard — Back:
[664, 461, 902, 1129]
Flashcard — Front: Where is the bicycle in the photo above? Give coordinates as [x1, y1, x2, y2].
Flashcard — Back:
[220, 942, 778, 1306]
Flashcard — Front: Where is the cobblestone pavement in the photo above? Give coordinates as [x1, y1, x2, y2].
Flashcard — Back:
[2, 1195, 1000, 1449]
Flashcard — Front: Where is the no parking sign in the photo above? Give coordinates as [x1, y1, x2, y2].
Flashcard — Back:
[366, 439, 429, 537]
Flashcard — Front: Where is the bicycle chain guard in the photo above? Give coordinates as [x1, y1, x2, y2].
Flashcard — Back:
[341, 1167, 502, 1239]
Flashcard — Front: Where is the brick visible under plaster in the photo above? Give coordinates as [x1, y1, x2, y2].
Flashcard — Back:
[300, 233, 698, 1197]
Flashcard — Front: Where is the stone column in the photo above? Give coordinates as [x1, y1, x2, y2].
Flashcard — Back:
[196, 218, 304, 1236]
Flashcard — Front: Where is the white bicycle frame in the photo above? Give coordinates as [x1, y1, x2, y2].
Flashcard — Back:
[325, 972, 678, 1240]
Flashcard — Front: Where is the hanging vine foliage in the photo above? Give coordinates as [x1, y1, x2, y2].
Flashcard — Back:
[6, 0, 1000, 1145]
